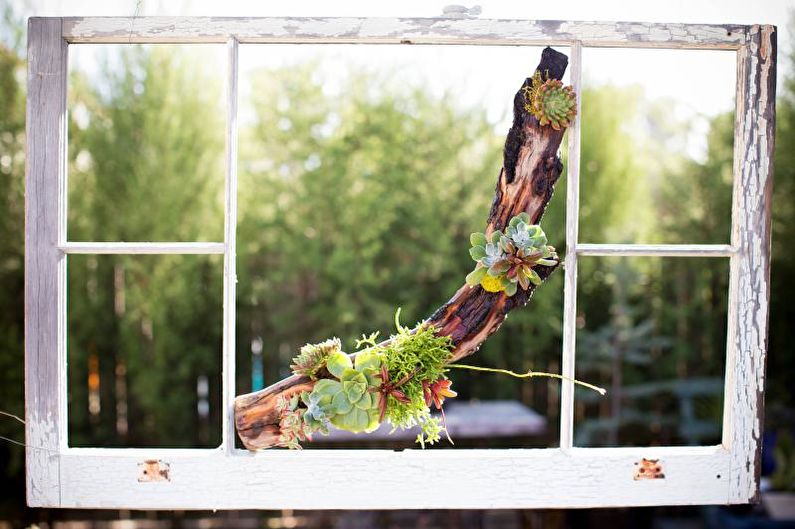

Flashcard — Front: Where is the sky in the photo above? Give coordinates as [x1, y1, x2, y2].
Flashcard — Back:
[13, 0, 795, 160]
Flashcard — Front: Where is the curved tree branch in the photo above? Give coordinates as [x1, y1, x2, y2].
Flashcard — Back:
[234, 47, 570, 450]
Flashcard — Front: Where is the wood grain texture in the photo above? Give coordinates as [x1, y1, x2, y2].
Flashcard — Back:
[725, 24, 776, 504]
[60, 17, 749, 49]
[234, 47, 568, 450]
[56, 446, 731, 509]
[25, 17, 66, 508]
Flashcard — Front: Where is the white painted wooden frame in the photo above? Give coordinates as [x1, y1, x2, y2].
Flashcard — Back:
[25, 16, 776, 509]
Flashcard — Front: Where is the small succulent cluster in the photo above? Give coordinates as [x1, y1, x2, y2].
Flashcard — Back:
[282, 314, 456, 449]
[275, 394, 313, 450]
[289, 337, 340, 379]
[302, 349, 383, 434]
[522, 70, 577, 131]
[466, 212, 558, 296]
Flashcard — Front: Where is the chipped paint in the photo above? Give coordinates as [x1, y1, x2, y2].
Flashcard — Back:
[25, 15, 776, 509]
[138, 460, 171, 482]
[60, 17, 749, 49]
[634, 458, 665, 480]
[726, 24, 776, 504]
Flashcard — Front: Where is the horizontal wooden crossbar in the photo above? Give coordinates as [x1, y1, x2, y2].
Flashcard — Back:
[59, 242, 226, 254]
[58, 17, 751, 49]
[575, 243, 736, 257]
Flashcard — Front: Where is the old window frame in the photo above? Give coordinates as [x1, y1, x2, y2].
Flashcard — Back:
[25, 16, 776, 509]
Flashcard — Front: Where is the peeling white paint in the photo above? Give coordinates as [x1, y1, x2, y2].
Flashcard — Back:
[25, 16, 775, 510]
[60, 17, 749, 49]
[725, 24, 776, 504]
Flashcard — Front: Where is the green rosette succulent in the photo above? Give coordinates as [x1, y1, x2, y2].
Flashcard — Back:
[523, 71, 577, 131]
[303, 349, 382, 434]
[466, 212, 558, 296]
[290, 337, 341, 379]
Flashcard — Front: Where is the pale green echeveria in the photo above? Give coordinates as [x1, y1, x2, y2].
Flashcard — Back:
[466, 213, 557, 295]
[505, 212, 549, 254]
[466, 231, 507, 287]
[306, 350, 382, 433]
[301, 389, 331, 435]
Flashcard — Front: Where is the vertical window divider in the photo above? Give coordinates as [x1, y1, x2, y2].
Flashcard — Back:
[222, 36, 239, 455]
[559, 40, 583, 452]
[723, 25, 776, 502]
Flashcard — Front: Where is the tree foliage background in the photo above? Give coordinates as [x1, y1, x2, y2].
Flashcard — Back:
[1, 8, 794, 517]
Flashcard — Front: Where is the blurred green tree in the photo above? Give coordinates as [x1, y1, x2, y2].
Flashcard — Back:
[0, 6, 26, 507]
[66, 45, 226, 447]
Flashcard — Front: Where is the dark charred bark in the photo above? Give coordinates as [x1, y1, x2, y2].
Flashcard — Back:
[235, 47, 570, 450]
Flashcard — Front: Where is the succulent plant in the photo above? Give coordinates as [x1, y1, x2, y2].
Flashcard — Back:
[290, 337, 341, 379]
[466, 212, 558, 296]
[523, 70, 577, 131]
[303, 349, 382, 434]
[276, 394, 313, 449]
[300, 390, 331, 435]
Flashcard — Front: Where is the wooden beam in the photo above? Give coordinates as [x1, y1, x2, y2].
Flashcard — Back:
[25, 17, 67, 508]
[57, 446, 731, 509]
[58, 242, 226, 254]
[222, 37, 240, 455]
[59, 16, 750, 49]
[560, 40, 582, 450]
[725, 24, 776, 504]
[576, 243, 736, 257]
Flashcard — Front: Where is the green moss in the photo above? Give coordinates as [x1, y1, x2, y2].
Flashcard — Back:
[373, 314, 454, 444]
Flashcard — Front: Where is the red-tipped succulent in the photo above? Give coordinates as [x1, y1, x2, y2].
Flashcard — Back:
[371, 364, 415, 423]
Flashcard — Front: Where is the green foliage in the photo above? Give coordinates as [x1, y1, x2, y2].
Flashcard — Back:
[523, 71, 577, 130]
[290, 337, 340, 379]
[772, 432, 795, 492]
[236, 64, 501, 382]
[466, 213, 557, 295]
[66, 45, 225, 448]
[379, 321, 454, 445]
[0, 27, 25, 485]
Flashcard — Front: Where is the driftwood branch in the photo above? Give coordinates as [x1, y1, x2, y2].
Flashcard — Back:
[234, 47, 570, 450]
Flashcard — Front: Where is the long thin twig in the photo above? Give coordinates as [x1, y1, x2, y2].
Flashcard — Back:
[0, 435, 59, 454]
[448, 364, 607, 395]
[0, 410, 25, 424]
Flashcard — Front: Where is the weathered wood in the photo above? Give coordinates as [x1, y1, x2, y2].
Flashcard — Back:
[560, 40, 583, 450]
[25, 17, 67, 507]
[725, 24, 776, 504]
[60, 16, 750, 49]
[234, 47, 569, 450]
[59, 242, 226, 254]
[576, 243, 736, 257]
[23, 14, 778, 509]
[222, 37, 240, 454]
[57, 445, 731, 509]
